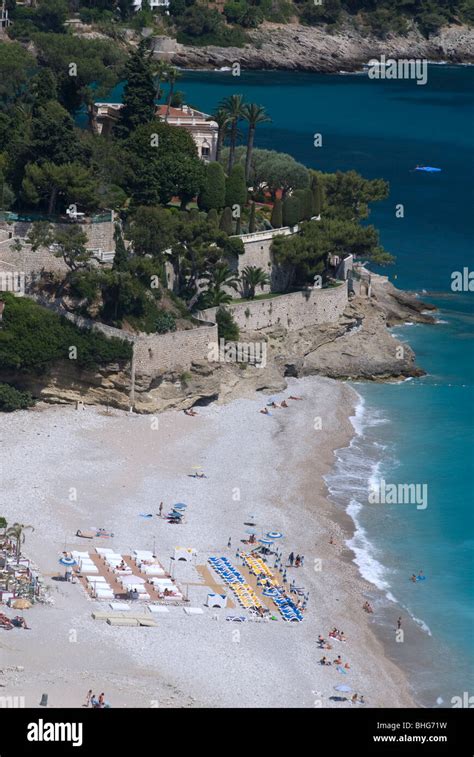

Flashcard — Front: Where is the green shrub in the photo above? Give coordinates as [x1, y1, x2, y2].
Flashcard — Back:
[216, 306, 239, 342]
[0, 383, 35, 412]
[154, 310, 177, 334]
[0, 293, 132, 373]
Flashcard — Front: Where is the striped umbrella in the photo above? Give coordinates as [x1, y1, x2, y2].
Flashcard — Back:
[266, 531, 283, 539]
[258, 538, 273, 545]
[59, 557, 76, 566]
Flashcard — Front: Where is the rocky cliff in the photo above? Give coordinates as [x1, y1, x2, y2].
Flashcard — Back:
[1, 275, 436, 412]
[166, 22, 474, 72]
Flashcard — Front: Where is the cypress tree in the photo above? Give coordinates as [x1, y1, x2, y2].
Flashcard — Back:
[219, 206, 233, 235]
[112, 223, 129, 271]
[207, 208, 219, 226]
[270, 198, 283, 229]
[235, 215, 241, 235]
[293, 188, 313, 221]
[225, 164, 247, 209]
[198, 162, 225, 211]
[282, 195, 301, 227]
[115, 42, 156, 139]
[311, 174, 323, 217]
[248, 201, 256, 233]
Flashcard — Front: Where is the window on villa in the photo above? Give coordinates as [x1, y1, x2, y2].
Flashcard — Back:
[201, 146, 210, 157]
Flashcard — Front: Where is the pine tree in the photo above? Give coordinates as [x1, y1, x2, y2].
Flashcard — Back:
[198, 162, 225, 211]
[225, 164, 247, 209]
[270, 198, 283, 228]
[116, 42, 156, 139]
[219, 206, 233, 235]
[112, 223, 129, 271]
[248, 201, 256, 233]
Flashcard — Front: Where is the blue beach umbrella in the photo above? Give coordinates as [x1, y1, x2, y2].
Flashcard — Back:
[258, 538, 273, 545]
[173, 504, 187, 510]
[334, 684, 352, 693]
[245, 529, 257, 535]
[59, 557, 76, 567]
[266, 531, 283, 539]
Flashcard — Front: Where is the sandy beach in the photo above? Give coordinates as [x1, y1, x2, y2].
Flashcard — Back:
[0, 376, 415, 709]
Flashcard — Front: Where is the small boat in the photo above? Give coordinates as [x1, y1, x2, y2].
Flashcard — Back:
[415, 166, 442, 172]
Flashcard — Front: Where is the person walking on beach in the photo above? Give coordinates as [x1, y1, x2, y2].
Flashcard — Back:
[300, 555, 305, 566]
[227, 537, 232, 548]
[397, 616, 402, 630]
[288, 552, 294, 567]
[98, 692, 105, 708]
[295, 554, 301, 567]
[84, 689, 92, 707]
[158, 502, 163, 517]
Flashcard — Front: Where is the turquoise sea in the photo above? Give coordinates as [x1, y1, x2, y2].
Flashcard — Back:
[174, 65, 474, 704]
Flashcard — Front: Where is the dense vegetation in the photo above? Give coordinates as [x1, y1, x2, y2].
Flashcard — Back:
[0, 293, 132, 373]
[0, 22, 397, 409]
[3, 0, 471, 50]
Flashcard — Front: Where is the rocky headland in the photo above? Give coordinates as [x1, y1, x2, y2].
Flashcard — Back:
[161, 22, 474, 73]
[2, 275, 437, 413]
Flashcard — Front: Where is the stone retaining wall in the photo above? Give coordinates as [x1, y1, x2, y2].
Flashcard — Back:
[200, 283, 348, 332]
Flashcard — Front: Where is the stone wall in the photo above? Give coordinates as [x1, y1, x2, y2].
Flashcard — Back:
[133, 321, 218, 378]
[228, 226, 299, 294]
[25, 294, 217, 379]
[200, 283, 348, 332]
[0, 219, 115, 277]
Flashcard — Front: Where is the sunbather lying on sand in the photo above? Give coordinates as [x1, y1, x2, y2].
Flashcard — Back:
[260, 407, 271, 415]
[184, 409, 198, 416]
[288, 396, 303, 400]
[319, 656, 332, 666]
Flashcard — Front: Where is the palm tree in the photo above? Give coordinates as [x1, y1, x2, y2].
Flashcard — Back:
[241, 265, 270, 299]
[201, 287, 234, 308]
[219, 94, 246, 173]
[6, 523, 34, 561]
[202, 262, 240, 294]
[208, 108, 230, 164]
[164, 67, 181, 122]
[242, 103, 271, 183]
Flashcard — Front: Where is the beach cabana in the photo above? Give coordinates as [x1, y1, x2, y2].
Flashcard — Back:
[174, 547, 197, 562]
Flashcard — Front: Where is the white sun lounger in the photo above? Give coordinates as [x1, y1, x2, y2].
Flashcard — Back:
[95, 548, 115, 556]
[87, 576, 107, 584]
[147, 605, 169, 614]
[133, 550, 154, 560]
[81, 565, 99, 575]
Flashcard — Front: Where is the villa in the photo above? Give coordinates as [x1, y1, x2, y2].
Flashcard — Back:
[92, 103, 218, 161]
[132, 0, 170, 11]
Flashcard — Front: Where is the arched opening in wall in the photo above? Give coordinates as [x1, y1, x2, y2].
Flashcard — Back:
[201, 140, 211, 159]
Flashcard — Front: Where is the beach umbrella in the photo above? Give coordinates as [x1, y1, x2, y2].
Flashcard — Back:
[192, 465, 202, 469]
[245, 529, 257, 535]
[121, 575, 146, 585]
[334, 685, 353, 693]
[266, 531, 283, 539]
[173, 504, 187, 510]
[12, 598, 31, 610]
[258, 538, 273, 545]
[59, 557, 76, 567]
